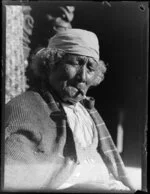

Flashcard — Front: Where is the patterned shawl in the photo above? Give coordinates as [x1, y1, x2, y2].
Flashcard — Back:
[82, 97, 134, 191]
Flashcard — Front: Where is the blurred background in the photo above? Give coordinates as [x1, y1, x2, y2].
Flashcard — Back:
[3, 1, 148, 191]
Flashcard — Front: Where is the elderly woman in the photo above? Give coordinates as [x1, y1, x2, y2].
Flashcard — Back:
[4, 29, 134, 192]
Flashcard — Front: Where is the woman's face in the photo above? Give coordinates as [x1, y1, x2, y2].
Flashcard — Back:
[48, 54, 100, 104]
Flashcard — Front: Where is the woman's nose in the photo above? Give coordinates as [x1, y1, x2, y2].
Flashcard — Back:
[77, 65, 87, 82]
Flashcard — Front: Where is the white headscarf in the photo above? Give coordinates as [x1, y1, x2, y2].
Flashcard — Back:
[48, 29, 100, 61]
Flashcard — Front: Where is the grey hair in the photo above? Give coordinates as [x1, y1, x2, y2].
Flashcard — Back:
[92, 59, 107, 86]
[30, 48, 66, 80]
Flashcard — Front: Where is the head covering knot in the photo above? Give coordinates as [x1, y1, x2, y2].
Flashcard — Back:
[48, 29, 100, 61]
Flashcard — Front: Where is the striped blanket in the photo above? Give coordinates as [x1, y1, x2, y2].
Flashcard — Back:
[82, 97, 134, 191]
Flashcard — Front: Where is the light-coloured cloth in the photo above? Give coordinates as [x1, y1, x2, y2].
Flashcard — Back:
[59, 102, 130, 191]
[48, 29, 100, 61]
[63, 102, 95, 148]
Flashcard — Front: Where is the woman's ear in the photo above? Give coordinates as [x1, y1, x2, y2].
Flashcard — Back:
[92, 59, 107, 86]
[92, 76, 103, 87]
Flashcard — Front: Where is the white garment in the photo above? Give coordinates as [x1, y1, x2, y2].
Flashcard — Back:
[62, 102, 94, 148]
[58, 102, 129, 191]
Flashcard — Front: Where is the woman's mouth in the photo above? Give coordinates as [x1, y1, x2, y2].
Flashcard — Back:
[76, 88, 85, 96]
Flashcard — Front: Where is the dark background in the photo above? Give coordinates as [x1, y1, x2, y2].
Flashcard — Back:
[29, 1, 148, 168]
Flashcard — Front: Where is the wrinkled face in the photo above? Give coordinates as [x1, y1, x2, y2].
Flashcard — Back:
[49, 54, 100, 104]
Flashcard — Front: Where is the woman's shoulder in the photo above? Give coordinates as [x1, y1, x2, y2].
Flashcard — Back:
[6, 90, 43, 107]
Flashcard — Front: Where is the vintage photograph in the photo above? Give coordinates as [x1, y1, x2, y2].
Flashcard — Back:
[2, 1, 148, 192]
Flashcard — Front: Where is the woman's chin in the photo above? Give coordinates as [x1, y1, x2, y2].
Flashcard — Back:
[62, 95, 84, 105]
[60, 88, 86, 104]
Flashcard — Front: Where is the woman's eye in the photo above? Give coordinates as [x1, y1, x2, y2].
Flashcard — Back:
[87, 64, 95, 72]
[74, 62, 80, 66]
[67, 60, 79, 66]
